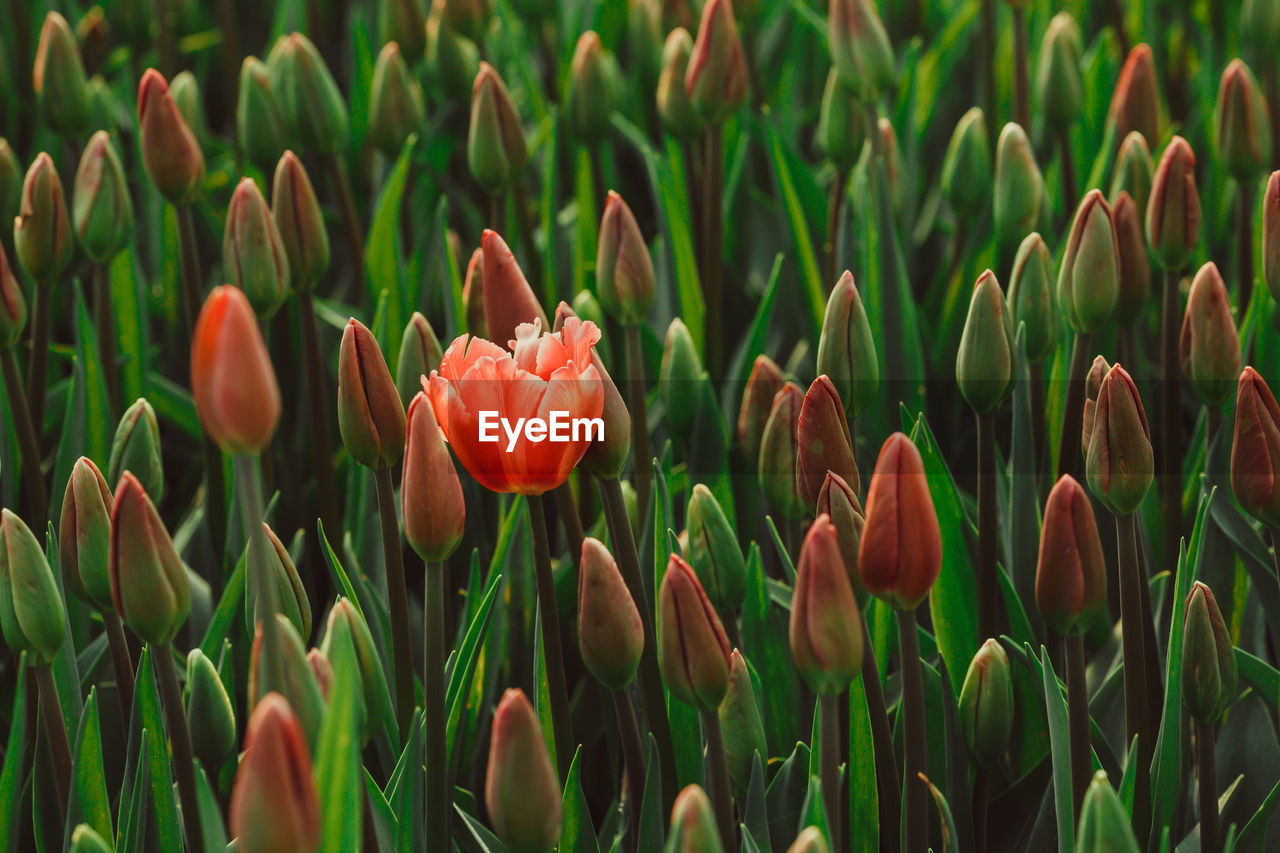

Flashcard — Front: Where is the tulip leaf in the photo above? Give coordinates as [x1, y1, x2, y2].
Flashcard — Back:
[1236, 648, 1280, 701]
[762, 117, 826, 340]
[365, 768, 396, 849]
[637, 734, 666, 852]
[1037, 643, 1075, 853]
[921, 772, 960, 853]
[742, 541, 803, 758]
[997, 563, 1037, 648]
[194, 762, 228, 851]
[146, 375, 203, 441]
[452, 801, 508, 852]
[110, 247, 150, 405]
[724, 252, 784, 415]
[1118, 734, 1139, 819]
[65, 688, 112, 847]
[796, 775, 833, 845]
[766, 742, 811, 845]
[388, 708, 424, 853]
[315, 619, 365, 853]
[365, 132, 419, 367]
[124, 648, 181, 853]
[446, 566, 501, 771]
[1007, 328, 1044, 641]
[848, 673, 880, 853]
[199, 548, 246, 657]
[764, 515, 797, 582]
[559, 746, 599, 853]
[1232, 774, 1280, 853]
[0, 655, 27, 852]
[116, 737, 150, 853]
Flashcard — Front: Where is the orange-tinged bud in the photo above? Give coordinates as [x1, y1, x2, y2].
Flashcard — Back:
[191, 286, 282, 454]
[480, 229, 548, 348]
[224, 177, 290, 318]
[1110, 44, 1160, 148]
[759, 382, 805, 519]
[1180, 263, 1241, 407]
[0, 246, 27, 348]
[229, 693, 322, 853]
[1215, 59, 1271, 179]
[109, 472, 190, 645]
[307, 648, 333, 700]
[684, 0, 749, 125]
[1035, 475, 1107, 636]
[1081, 355, 1112, 456]
[338, 318, 407, 470]
[1111, 191, 1150, 325]
[597, 191, 655, 325]
[858, 432, 941, 610]
[485, 688, 562, 853]
[14, 152, 73, 284]
[463, 247, 488, 337]
[669, 785, 725, 852]
[790, 514, 863, 695]
[468, 63, 527, 196]
[737, 354, 784, 464]
[1231, 367, 1280, 528]
[58, 457, 115, 612]
[137, 69, 204, 204]
[578, 537, 644, 691]
[796, 375, 859, 510]
[402, 392, 465, 561]
[658, 553, 732, 711]
[1085, 364, 1153, 515]
[271, 151, 330, 289]
[1146, 136, 1201, 271]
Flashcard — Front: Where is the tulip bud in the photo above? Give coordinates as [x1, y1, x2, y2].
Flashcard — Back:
[1006, 233, 1056, 363]
[1085, 365, 1154, 515]
[14, 153, 73, 284]
[107, 398, 163, 504]
[941, 107, 990, 219]
[338, 318, 407, 470]
[369, 42, 427, 158]
[192, 286, 282, 454]
[1077, 771, 1141, 852]
[109, 473, 189, 645]
[828, 0, 895, 102]
[1265, 172, 1280, 307]
[271, 151, 330, 289]
[1035, 13, 1083, 132]
[307, 648, 333, 699]
[577, 538, 644, 691]
[395, 313, 444, 409]
[1035, 475, 1107, 636]
[34, 12, 90, 134]
[237, 57, 289, 170]
[684, 0, 749, 125]
[737, 354, 784, 464]
[659, 317, 709, 440]
[244, 523, 312, 640]
[1081, 357, 1112, 459]
[877, 118, 906, 215]
[718, 649, 766, 796]
[816, 270, 878, 418]
[0, 509, 66, 663]
[858, 433, 942, 610]
[427, 0, 482, 104]
[796, 375, 860, 509]
[629, 0, 664, 88]
[788, 827, 830, 853]
[379, 0, 427, 62]
[70, 825, 112, 853]
[597, 191, 655, 325]
[816, 69, 864, 174]
[480, 229, 548, 348]
[1231, 367, 1280, 527]
[0, 140, 20, 232]
[759, 382, 806, 519]
[229, 693, 322, 853]
[1180, 263, 1241, 407]
[184, 648, 236, 769]
[816, 472, 866, 599]
[444, 0, 491, 42]
[1058, 190, 1121, 334]
[1110, 131, 1154, 214]
[271, 33, 349, 154]
[249, 614, 326, 751]
[169, 71, 208, 143]
[0, 247, 27, 349]
[72, 131, 132, 264]
[1215, 59, 1271, 179]
[958, 638, 1014, 768]
[1146, 136, 1202, 271]
[485, 688, 563, 853]
[567, 32, 617, 144]
[1182, 581, 1237, 722]
[657, 29, 702, 139]
[59, 457, 115, 611]
[658, 553, 732, 711]
[687, 484, 746, 615]
[224, 177, 290, 318]
[1110, 44, 1160, 148]
[1111, 192, 1150, 326]
[137, 69, 204, 204]
[669, 784, 725, 852]
[578, 347, 631, 479]
[321, 598, 393, 742]
[468, 63, 528, 196]
[402, 392, 466, 561]
[994, 123, 1045, 248]
[790, 514, 863, 695]
[957, 270, 1015, 414]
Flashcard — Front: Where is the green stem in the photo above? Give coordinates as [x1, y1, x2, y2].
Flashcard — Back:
[977, 411, 998, 640]
[973, 767, 989, 852]
[1162, 267, 1183, 573]
[94, 262, 119, 413]
[33, 662, 70, 822]
[234, 454, 285, 689]
[325, 152, 365, 277]
[425, 560, 448, 851]
[896, 606, 928, 853]
[104, 610, 135, 730]
[26, 281, 51, 437]
[1055, 332, 1093, 481]
[1116, 512, 1151, 844]
[554, 482, 585, 574]
[624, 325, 652, 516]
[374, 466, 415, 740]
[1059, 131, 1078, 217]
[1, 347, 47, 523]
[612, 689, 646, 848]
[820, 692, 842, 852]
[155, 646, 206, 853]
[1030, 361, 1047, 487]
[1013, 9, 1031, 129]
[981, 0, 997, 127]
[825, 168, 850, 293]
[859, 615, 901, 853]
[1238, 182, 1255, 330]
[701, 709, 735, 850]
[701, 124, 724, 374]
[1064, 631, 1091, 823]
[1197, 718, 1219, 853]
[528, 493, 575, 780]
[488, 193, 506, 233]
[297, 289, 340, 535]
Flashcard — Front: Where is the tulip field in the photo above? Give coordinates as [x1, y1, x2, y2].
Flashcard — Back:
[6, 0, 1280, 851]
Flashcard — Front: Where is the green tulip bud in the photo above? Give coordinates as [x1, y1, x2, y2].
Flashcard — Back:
[184, 647, 236, 769]
[1035, 475, 1107, 636]
[817, 69, 864, 174]
[685, 0, 749, 125]
[1077, 771, 1141, 853]
[578, 538, 644, 691]
[687, 483, 746, 615]
[369, 41, 427, 159]
[443, 0, 491, 42]
[787, 827, 830, 853]
[796, 375, 860, 507]
[659, 553, 732, 712]
[828, 0, 895, 102]
[338, 318, 407, 469]
[667, 785, 725, 853]
[657, 29, 702, 139]
[628, 0, 664, 90]
[790, 514, 863, 695]
[109, 473, 189, 645]
[462, 248, 488, 337]
[73, 131, 133, 264]
[567, 31, 617, 145]
[1034, 13, 1083, 132]
[58, 457, 115, 612]
[237, 57, 289, 170]
[0, 246, 27, 349]
[108, 398, 163, 504]
[270, 33, 349, 154]
[485, 688, 563, 853]
[876, 117, 907, 215]
[379, 0, 427, 62]
[1085, 364, 1154, 515]
[395, 312, 444, 409]
[958, 638, 1014, 768]
[759, 382, 806, 519]
[34, 12, 90, 134]
[0, 139, 20, 232]
[659, 317, 708, 440]
[1181, 581, 1237, 723]
[0, 509, 67, 663]
[1265, 171, 1280, 308]
[1111, 192, 1150, 326]
[427, 0, 482, 104]
[1110, 131, 1154, 214]
[1058, 190, 1120, 333]
[1179, 262, 1241, 407]
[70, 825, 112, 853]
[1007, 233, 1057, 363]
[1146, 136, 1202, 271]
[718, 649, 767, 797]
[224, 177, 290, 318]
[250, 614, 326, 750]
[271, 151, 330, 289]
[244, 522, 311, 641]
[137, 69, 204, 204]
[993, 123, 1044, 249]
[597, 191, 655, 325]
[1109, 45, 1160, 151]
[468, 63, 528, 196]
[1215, 59, 1271, 179]
[737, 354, 784, 464]
[816, 270, 878, 417]
[322, 598, 393, 743]
[168, 71, 208, 144]
[941, 107, 990, 219]
[14, 152, 74, 284]
[957, 270, 1015, 414]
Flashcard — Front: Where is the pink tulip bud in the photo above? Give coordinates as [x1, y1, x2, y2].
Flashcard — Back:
[485, 688, 562, 852]
[137, 69, 204, 204]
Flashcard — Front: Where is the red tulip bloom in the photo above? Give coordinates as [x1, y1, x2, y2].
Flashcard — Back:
[426, 316, 604, 495]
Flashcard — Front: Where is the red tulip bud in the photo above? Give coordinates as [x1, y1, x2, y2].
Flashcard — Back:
[1111, 191, 1150, 325]
[790, 514, 863, 695]
[137, 69, 204, 204]
[1085, 364, 1153, 515]
[737, 354, 784, 464]
[684, 0, 749, 125]
[858, 432, 941, 611]
[229, 693, 322, 853]
[1109, 44, 1160, 148]
[669, 784, 725, 852]
[59, 457, 115, 612]
[481, 229, 548, 349]
[1180, 262, 1241, 407]
[1231, 367, 1280, 528]
[109, 473, 190, 645]
[597, 191, 655, 325]
[13, 152, 73, 284]
[658, 553, 731, 711]
[338, 318, 407, 470]
[485, 688, 562, 852]
[1264, 171, 1280, 307]
[1146, 136, 1202, 271]
[796, 375, 859, 511]
[578, 537, 644, 691]
[1035, 475, 1107, 636]
[271, 151, 330, 289]
[1081, 355, 1112, 456]
[402, 392, 465, 561]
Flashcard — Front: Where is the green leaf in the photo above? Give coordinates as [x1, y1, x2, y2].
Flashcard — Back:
[126, 648, 181, 853]
[315, 618, 365, 852]
[636, 735, 666, 852]
[391, 709, 424, 853]
[1232, 775, 1280, 853]
[193, 763, 228, 851]
[762, 118, 826, 340]
[0, 656, 28, 852]
[365, 133, 420, 368]
[199, 548, 246, 657]
[921, 772, 960, 853]
[116, 737, 150, 853]
[1038, 644, 1074, 853]
[65, 688, 112, 847]
[446, 567, 503, 772]
[742, 543, 803, 759]
[109, 247, 150, 404]
[559, 747, 599, 853]
[1007, 328, 1044, 641]
[848, 674, 879, 852]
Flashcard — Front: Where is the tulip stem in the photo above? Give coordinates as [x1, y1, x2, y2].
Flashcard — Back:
[154, 645, 206, 853]
[1012, 9, 1031, 130]
[1116, 512, 1152, 843]
[825, 168, 850, 294]
[104, 610, 135, 729]
[1196, 718, 1220, 853]
[297, 289, 341, 536]
[26, 281, 51, 439]
[1238, 182, 1255, 322]
[701, 709, 735, 849]
[0, 346, 47, 523]
[233, 454, 286, 690]
[600, 475, 678, 811]
[1206, 406, 1222, 471]
[1055, 332, 1093, 481]
[554, 482, 585, 574]
[32, 662, 70, 821]
[820, 692, 842, 852]
[858, 615, 901, 853]
[612, 689, 646, 847]
[425, 560, 449, 852]
[94, 262, 119, 412]
[374, 466, 415, 741]
[1063, 631, 1091, 822]
[1162, 267, 1183, 573]
[1030, 361, 1047, 486]
[624, 325, 652, 515]
[972, 768, 989, 852]
[977, 411, 999, 640]
[324, 152, 365, 275]
[527, 494, 576, 781]
[700, 124, 724, 373]
[896, 606, 928, 853]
